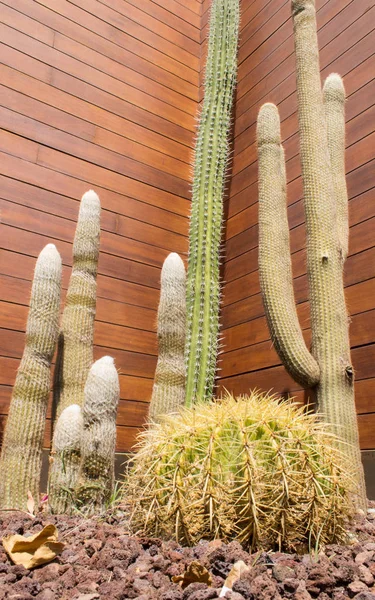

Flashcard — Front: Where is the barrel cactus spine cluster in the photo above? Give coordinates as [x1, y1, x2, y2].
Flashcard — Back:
[126, 392, 352, 551]
[0, 190, 120, 515]
[257, 0, 366, 509]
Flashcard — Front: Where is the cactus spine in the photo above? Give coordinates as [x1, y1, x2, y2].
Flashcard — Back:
[185, 0, 240, 406]
[149, 254, 186, 422]
[257, 0, 366, 508]
[75, 356, 119, 514]
[54, 190, 100, 421]
[48, 404, 83, 514]
[0, 244, 62, 510]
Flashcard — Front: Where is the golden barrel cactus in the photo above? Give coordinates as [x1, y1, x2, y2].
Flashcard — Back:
[125, 393, 352, 551]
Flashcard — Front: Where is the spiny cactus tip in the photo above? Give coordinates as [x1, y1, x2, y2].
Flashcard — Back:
[323, 73, 345, 103]
[95, 355, 115, 367]
[163, 252, 185, 269]
[89, 356, 116, 379]
[37, 244, 62, 270]
[62, 404, 82, 416]
[82, 189, 100, 204]
[257, 103, 281, 145]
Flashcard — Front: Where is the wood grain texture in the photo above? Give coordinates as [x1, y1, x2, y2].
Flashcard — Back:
[0, 0, 201, 451]
[218, 0, 375, 451]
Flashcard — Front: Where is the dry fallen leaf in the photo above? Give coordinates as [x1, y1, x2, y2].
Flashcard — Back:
[172, 560, 212, 589]
[2, 523, 65, 569]
[27, 491, 35, 516]
[219, 560, 250, 597]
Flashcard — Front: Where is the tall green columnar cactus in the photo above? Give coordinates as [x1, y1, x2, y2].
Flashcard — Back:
[75, 356, 119, 514]
[0, 244, 62, 510]
[257, 0, 366, 509]
[48, 404, 83, 514]
[149, 253, 186, 422]
[185, 0, 240, 406]
[54, 190, 100, 421]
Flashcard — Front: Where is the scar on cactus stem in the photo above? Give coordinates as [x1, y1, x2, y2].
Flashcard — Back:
[75, 356, 119, 514]
[0, 244, 62, 511]
[185, 0, 240, 406]
[48, 404, 83, 515]
[257, 0, 366, 509]
[149, 253, 186, 423]
[53, 190, 101, 423]
[125, 392, 353, 552]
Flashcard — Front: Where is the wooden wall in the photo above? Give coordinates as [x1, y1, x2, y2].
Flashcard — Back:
[1, 0, 373, 456]
[218, 0, 375, 452]
[0, 0, 202, 451]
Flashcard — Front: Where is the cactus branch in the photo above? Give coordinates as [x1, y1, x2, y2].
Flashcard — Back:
[75, 356, 119, 514]
[149, 253, 186, 422]
[54, 190, 100, 421]
[323, 73, 349, 260]
[257, 103, 320, 388]
[48, 404, 83, 514]
[0, 244, 62, 510]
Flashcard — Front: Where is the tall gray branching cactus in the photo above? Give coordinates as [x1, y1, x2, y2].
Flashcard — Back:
[185, 0, 240, 406]
[257, 0, 366, 509]
[54, 190, 100, 421]
[48, 404, 83, 514]
[0, 244, 62, 510]
[149, 253, 186, 422]
[75, 356, 119, 514]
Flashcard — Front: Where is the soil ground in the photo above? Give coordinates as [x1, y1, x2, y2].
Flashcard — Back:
[0, 503, 375, 600]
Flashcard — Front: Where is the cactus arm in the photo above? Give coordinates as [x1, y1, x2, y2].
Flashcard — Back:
[185, 0, 240, 405]
[149, 253, 186, 422]
[75, 356, 119, 514]
[48, 404, 83, 514]
[54, 190, 100, 420]
[292, 0, 366, 507]
[323, 73, 349, 260]
[257, 103, 320, 388]
[0, 244, 62, 510]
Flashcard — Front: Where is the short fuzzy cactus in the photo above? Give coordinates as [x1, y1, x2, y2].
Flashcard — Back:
[54, 190, 101, 421]
[75, 356, 120, 514]
[125, 392, 352, 551]
[48, 404, 83, 514]
[149, 253, 186, 422]
[0, 244, 62, 510]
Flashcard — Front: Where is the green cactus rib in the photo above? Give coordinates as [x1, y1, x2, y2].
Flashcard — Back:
[48, 404, 83, 515]
[75, 356, 119, 514]
[257, 0, 366, 509]
[149, 253, 186, 422]
[0, 244, 62, 510]
[185, 0, 240, 406]
[54, 190, 100, 421]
